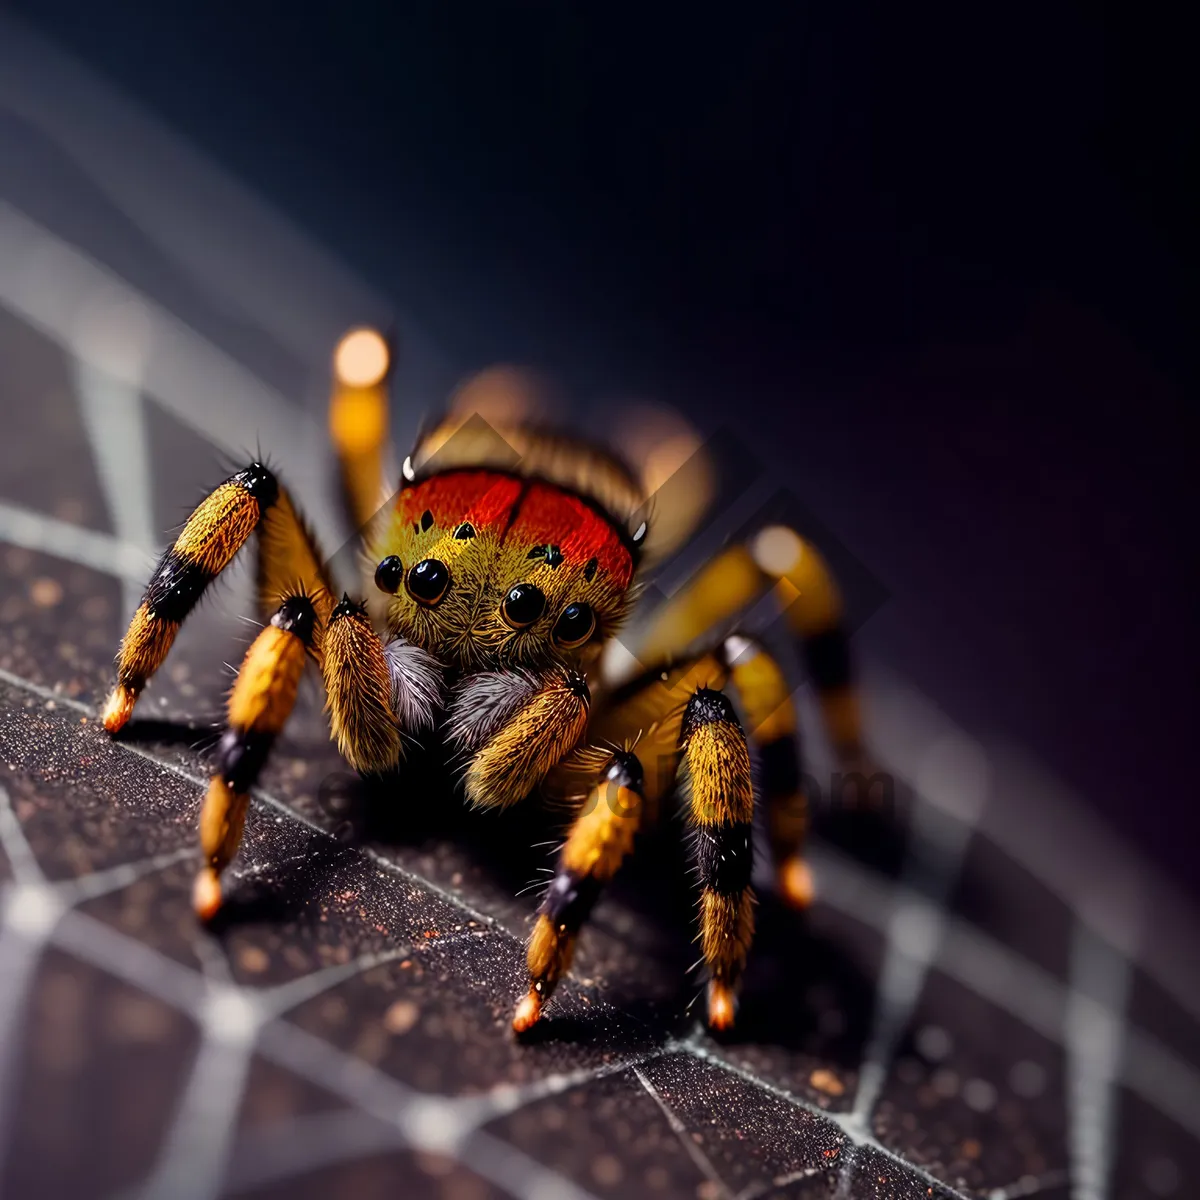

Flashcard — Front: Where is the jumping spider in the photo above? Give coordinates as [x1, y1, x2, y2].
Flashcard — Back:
[101, 329, 864, 1033]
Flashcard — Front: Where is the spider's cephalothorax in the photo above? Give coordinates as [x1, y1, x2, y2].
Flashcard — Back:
[101, 332, 866, 1034]
[377, 448, 642, 673]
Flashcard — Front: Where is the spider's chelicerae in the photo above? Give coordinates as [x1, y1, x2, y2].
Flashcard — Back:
[100, 329, 865, 1034]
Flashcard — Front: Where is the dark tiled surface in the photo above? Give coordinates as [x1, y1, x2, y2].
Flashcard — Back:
[234, 1149, 505, 1200]
[2, 291, 1199, 1200]
[945, 833, 1073, 982]
[805, 781, 917, 888]
[283, 925, 660, 1097]
[0, 547, 123, 705]
[871, 973, 1068, 1194]
[234, 1056, 349, 1132]
[0, 950, 199, 1199]
[634, 1053, 850, 1195]
[835, 1144, 968, 1200]
[1112, 1087, 1195, 1200]
[483, 1066, 710, 1199]
[1126, 966, 1200, 1083]
[0, 307, 111, 536]
[708, 902, 886, 1115]
[0, 743, 195, 883]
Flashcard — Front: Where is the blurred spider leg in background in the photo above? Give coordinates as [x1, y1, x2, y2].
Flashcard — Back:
[513, 748, 646, 1033]
[754, 526, 863, 765]
[635, 527, 864, 765]
[328, 326, 395, 535]
[723, 633, 815, 910]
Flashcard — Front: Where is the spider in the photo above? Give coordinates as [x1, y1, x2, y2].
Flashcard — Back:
[100, 328, 865, 1034]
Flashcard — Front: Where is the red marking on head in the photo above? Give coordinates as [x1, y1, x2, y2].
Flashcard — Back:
[396, 471, 522, 533]
[397, 471, 633, 589]
[509, 482, 633, 588]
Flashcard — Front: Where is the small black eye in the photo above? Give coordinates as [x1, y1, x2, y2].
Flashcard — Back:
[374, 555, 403, 594]
[501, 583, 546, 628]
[553, 602, 595, 648]
[406, 558, 450, 605]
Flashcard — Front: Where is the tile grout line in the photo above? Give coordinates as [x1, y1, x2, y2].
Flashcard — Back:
[679, 1038, 973, 1200]
[72, 356, 160, 622]
[845, 733, 989, 1132]
[118, 944, 416, 1200]
[988, 1167, 1072, 1199]
[632, 1062, 735, 1200]
[0, 499, 155, 584]
[1065, 922, 1134, 1200]
[0, 834, 201, 1185]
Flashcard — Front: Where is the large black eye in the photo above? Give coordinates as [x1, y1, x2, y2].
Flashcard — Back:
[501, 583, 546, 628]
[553, 602, 595, 648]
[406, 558, 449, 605]
[374, 555, 403, 594]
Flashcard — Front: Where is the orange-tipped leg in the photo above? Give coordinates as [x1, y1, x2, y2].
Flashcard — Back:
[513, 751, 645, 1035]
[193, 867, 224, 923]
[104, 465, 278, 731]
[101, 684, 138, 734]
[723, 636, 816, 918]
[195, 777, 250, 921]
[707, 980, 738, 1032]
[512, 988, 544, 1035]
[193, 595, 316, 920]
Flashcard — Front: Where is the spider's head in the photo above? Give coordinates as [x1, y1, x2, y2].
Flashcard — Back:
[371, 469, 643, 670]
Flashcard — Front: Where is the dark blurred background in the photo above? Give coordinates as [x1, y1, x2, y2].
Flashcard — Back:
[8, 0, 1196, 891]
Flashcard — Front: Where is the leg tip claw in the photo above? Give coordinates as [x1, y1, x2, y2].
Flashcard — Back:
[778, 856, 815, 910]
[193, 869, 223, 922]
[101, 686, 136, 734]
[512, 990, 543, 1034]
[706, 981, 737, 1031]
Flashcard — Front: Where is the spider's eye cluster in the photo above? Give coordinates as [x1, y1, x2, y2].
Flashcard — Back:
[374, 555, 404, 594]
[406, 558, 450, 605]
[553, 602, 595, 648]
[501, 583, 546, 628]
